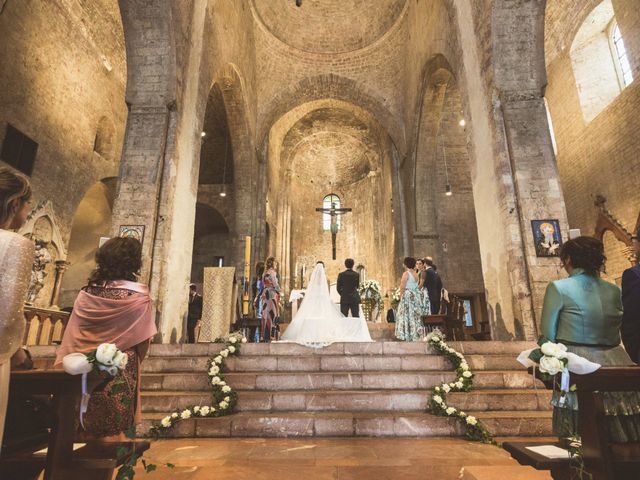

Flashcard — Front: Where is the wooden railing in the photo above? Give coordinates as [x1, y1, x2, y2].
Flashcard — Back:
[22, 306, 70, 346]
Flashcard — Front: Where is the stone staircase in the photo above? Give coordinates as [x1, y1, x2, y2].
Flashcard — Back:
[137, 341, 552, 438]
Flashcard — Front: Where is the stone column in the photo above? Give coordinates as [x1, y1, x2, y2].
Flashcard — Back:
[110, 103, 175, 284]
[496, 91, 569, 339]
[49, 260, 70, 307]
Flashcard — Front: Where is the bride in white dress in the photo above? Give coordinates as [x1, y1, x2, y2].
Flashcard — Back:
[281, 262, 372, 347]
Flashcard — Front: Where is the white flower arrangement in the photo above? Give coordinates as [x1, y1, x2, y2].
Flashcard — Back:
[62, 342, 128, 377]
[517, 336, 601, 407]
[358, 279, 384, 310]
[390, 288, 401, 309]
[149, 332, 247, 435]
[424, 328, 494, 443]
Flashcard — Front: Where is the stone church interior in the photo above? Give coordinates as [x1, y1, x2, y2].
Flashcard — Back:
[0, 0, 639, 479]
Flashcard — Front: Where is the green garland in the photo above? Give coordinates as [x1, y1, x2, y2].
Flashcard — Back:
[424, 329, 495, 443]
[148, 332, 246, 436]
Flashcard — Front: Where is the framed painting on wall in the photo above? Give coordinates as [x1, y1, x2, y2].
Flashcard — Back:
[119, 225, 145, 245]
[531, 219, 562, 257]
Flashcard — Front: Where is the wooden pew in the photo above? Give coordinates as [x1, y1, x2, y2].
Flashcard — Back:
[0, 370, 149, 480]
[573, 367, 640, 480]
[503, 366, 640, 480]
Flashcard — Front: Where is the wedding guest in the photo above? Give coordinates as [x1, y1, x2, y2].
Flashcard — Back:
[253, 261, 265, 319]
[0, 167, 34, 453]
[416, 257, 431, 317]
[55, 237, 157, 440]
[395, 257, 426, 341]
[187, 284, 203, 343]
[260, 257, 281, 342]
[621, 228, 640, 364]
[540, 236, 640, 441]
[424, 257, 443, 314]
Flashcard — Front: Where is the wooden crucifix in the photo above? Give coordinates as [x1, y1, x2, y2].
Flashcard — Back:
[315, 201, 352, 260]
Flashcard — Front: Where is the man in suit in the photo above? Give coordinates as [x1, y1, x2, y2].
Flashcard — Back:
[337, 258, 360, 317]
[187, 284, 203, 343]
[622, 230, 640, 364]
[423, 257, 443, 314]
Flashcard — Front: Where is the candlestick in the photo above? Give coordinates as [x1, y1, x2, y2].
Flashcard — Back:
[242, 236, 251, 316]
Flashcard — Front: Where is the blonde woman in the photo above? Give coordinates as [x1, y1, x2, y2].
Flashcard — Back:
[0, 167, 34, 452]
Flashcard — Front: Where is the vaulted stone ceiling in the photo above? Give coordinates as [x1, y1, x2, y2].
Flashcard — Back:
[283, 108, 380, 188]
[251, 0, 407, 54]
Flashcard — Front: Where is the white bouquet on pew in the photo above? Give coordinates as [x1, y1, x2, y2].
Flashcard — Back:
[62, 342, 128, 377]
[517, 336, 600, 404]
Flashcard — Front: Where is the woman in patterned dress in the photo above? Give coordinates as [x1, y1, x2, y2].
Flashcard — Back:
[395, 257, 426, 341]
[260, 257, 281, 342]
[55, 237, 156, 440]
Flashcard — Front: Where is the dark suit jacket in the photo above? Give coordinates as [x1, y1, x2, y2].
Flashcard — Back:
[188, 293, 203, 321]
[337, 269, 360, 304]
[424, 267, 443, 312]
[621, 264, 640, 364]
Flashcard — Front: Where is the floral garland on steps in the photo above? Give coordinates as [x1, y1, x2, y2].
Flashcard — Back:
[148, 332, 247, 436]
[424, 329, 494, 444]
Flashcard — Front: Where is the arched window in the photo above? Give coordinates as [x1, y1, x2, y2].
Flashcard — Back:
[611, 22, 634, 88]
[322, 194, 341, 231]
[570, 2, 631, 122]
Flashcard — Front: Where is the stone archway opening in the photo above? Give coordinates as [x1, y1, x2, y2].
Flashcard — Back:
[265, 99, 397, 297]
[191, 203, 231, 285]
[59, 177, 117, 307]
[411, 65, 485, 327]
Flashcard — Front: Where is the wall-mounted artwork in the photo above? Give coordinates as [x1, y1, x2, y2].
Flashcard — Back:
[119, 225, 145, 244]
[531, 219, 562, 257]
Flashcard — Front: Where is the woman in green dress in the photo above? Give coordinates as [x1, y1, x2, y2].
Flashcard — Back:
[395, 257, 425, 341]
[540, 236, 640, 441]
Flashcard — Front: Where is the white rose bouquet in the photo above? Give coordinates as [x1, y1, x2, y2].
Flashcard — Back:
[62, 342, 128, 377]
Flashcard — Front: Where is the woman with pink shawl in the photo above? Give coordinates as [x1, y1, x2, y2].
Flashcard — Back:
[55, 237, 156, 440]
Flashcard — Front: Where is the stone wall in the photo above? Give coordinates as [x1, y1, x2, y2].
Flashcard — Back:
[545, 0, 640, 284]
[0, 0, 126, 305]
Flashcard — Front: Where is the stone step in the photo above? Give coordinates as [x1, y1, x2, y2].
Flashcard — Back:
[460, 465, 553, 480]
[141, 370, 542, 392]
[141, 353, 523, 373]
[145, 340, 536, 357]
[139, 410, 553, 438]
[140, 389, 552, 413]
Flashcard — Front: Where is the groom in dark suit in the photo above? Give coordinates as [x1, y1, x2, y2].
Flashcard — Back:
[337, 258, 360, 317]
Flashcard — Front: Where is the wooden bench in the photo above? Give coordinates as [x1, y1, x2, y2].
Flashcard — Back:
[504, 366, 640, 480]
[0, 370, 150, 480]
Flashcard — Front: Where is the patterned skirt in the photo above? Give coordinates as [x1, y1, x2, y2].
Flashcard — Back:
[551, 344, 640, 442]
[395, 288, 425, 342]
[80, 348, 138, 438]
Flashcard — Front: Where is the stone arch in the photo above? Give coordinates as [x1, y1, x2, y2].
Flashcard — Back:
[198, 64, 255, 272]
[258, 74, 405, 156]
[411, 55, 485, 307]
[59, 177, 118, 307]
[191, 203, 231, 284]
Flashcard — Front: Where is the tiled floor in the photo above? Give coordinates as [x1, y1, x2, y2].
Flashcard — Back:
[133, 437, 554, 479]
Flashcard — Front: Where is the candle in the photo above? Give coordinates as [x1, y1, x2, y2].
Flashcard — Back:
[242, 236, 251, 315]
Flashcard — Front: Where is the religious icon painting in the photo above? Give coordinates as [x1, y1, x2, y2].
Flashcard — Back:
[119, 225, 145, 245]
[531, 219, 562, 257]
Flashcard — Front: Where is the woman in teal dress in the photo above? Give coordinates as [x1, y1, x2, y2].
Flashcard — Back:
[540, 236, 640, 442]
[395, 257, 425, 341]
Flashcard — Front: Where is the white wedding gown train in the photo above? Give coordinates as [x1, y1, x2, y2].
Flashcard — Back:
[281, 264, 372, 347]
